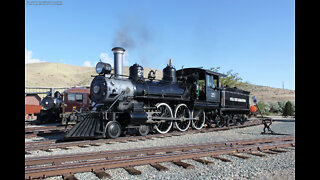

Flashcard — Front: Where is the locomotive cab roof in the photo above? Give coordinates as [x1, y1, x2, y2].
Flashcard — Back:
[176, 68, 227, 78]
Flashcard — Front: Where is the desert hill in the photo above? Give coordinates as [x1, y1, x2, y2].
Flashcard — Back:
[25, 62, 294, 104]
[25, 62, 163, 87]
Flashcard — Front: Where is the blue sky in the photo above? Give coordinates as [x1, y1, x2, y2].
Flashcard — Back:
[25, 0, 295, 90]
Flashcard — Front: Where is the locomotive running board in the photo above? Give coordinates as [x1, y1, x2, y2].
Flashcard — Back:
[63, 116, 106, 140]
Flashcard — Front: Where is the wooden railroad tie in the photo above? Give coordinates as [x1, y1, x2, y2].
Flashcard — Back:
[124, 167, 142, 175]
[246, 152, 266, 157]
[211, 155, 232, 162]
[59, 147, 71, 150]
[89, 143, 101, 146]
[230, 154, 250, 159]
[172, 160, 194, 169]
[150, 163, 169, 171]
[77, 145, 90, 148]
[62, 173, 78, 180]
[44, 149, 53, 152]
[259, 150, 278, 154]
[92, 169, 111, 179]
[192, 158, 214, 165]
[269, 148, 287, 153]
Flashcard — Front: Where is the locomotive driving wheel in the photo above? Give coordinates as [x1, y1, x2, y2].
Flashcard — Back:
[153, 103, 173, 134]
[174, 104, 191, 132]
[105, 121, 122, 139]
[191, 109, 205, 130]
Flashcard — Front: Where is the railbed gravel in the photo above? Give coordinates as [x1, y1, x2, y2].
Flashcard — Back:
[26, 118, 295, 180]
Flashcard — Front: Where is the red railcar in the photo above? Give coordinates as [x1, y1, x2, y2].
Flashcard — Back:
[60, 87, 91, 125]
[25, 94, 42, 120]
[63, 87, 90, 113]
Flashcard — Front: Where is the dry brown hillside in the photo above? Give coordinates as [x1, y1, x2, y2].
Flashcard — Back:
[238, 83, 295, 104]
[25, 62, 294, 104]
[25, 62, 163, 87]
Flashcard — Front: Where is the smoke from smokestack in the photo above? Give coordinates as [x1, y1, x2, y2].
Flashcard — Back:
[113, 28, 135, 50]
[112, 15, 153, 67]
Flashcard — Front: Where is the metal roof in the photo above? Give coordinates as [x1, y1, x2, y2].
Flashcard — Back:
[64, 87, 90, 94]
[176, 68, 227, 77]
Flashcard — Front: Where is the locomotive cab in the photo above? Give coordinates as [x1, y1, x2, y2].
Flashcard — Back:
[176, 68, 225, 103]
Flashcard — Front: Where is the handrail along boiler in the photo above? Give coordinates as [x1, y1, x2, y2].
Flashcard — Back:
[64, 47, 250, 139]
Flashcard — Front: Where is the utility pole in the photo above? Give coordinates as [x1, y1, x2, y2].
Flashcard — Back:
[282, 81, 284, 89]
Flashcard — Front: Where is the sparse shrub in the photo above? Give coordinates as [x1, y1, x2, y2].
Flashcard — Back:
[255, 101, 269, 115]
[282, 101, 294, 117]
[268, 102, 281, 113]
[278, 101, 287, 112]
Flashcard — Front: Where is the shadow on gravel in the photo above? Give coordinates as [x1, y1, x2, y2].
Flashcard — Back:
[273, 119, 295, 122]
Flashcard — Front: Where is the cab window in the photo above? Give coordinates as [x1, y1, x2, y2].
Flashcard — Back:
[206, 74, 215, 88]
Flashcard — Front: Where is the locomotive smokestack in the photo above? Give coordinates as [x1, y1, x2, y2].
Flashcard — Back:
[112, 47, 126, 78]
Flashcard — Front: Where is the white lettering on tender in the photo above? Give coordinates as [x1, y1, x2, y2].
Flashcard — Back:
[230, 97, 246, 102]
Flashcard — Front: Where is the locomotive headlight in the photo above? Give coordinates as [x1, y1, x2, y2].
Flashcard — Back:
[93, 85, 100, 94]
[96, 63, 103, 74]
[96, 62, 112, 75]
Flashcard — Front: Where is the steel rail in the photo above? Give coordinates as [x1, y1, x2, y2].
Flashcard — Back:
[25, 139, 294, 179]
[25, 136, 294, 166]
[25, 125, 72, 132]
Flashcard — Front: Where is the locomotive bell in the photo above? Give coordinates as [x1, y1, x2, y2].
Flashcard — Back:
[162, 58, 177, 83]
[112, 47, 126, 78]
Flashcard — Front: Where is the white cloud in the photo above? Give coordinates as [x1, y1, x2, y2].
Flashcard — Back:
[25, 49, 45, 64]
[83, 60, 99, 67]
[100, 52, 114, 65]
[83, 61, 93, 67]
[82, 51, 130, 68]
[100, 52, 129, 66]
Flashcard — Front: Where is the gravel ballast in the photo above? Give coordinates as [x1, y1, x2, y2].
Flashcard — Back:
[26, 118, 295, 179]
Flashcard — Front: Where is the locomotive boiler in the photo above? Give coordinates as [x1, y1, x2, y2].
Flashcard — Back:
[64, 47, 250, 140]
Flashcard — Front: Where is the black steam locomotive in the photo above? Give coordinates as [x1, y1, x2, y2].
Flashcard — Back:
[64, 47, 250, 139]
[36, 91, 63, 124]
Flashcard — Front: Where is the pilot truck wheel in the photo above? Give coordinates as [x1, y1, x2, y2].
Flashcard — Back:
[106, 121, 122, 139]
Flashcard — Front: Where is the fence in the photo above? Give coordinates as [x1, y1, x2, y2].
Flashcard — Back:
[25, 86, 90, 99]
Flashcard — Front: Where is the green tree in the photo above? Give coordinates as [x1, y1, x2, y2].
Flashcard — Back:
[282, 101, 294, 117]
[210, 67, 243, 87]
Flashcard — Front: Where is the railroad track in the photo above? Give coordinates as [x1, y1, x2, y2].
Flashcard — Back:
[25, 125, 71, 138]
[25, 136, 295, 179]
[25, 119, 263, 153]
[24, 118, 266, 139]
